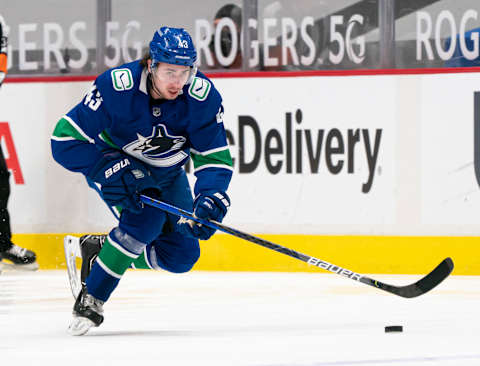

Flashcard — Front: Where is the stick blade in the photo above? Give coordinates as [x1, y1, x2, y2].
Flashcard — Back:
[393, 257, 454, 298]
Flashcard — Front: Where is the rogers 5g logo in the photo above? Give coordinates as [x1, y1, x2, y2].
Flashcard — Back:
[329, 14, 366, 65]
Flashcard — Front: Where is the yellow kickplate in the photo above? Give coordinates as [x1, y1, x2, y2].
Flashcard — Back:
[11, 233, 480, 275]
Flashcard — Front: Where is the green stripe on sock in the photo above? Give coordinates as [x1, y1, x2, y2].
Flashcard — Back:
[131, 251, 152, 269]
[191, 148, 233, 170]
[98, 238, 139, 276]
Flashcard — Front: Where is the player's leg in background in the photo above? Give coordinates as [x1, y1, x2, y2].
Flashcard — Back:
[0, 145, 37, 270]
[131, 169, 200, 272]
[134, 232, 200, 273]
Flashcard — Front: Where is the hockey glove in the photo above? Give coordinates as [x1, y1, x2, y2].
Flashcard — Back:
[88, 151, 159, 213]
[179, 191, 230, 240]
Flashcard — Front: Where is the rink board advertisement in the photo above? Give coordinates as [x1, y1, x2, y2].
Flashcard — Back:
[0, 71, 479, 273]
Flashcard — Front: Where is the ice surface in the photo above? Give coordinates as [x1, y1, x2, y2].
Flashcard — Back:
[0, 270, 479, 366]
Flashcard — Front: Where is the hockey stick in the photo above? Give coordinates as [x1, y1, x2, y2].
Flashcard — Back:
[140, 195, 454, 298]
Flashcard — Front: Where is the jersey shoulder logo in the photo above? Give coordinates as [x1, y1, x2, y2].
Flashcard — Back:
[188, 77, 211, 101]
[111, 68, 134, 91]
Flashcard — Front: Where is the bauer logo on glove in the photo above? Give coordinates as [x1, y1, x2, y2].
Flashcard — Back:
[104, 158, 130, 179]
[87, 151, 159, 213]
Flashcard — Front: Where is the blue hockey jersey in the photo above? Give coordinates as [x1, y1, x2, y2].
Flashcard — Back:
[51, 61, 233, 196]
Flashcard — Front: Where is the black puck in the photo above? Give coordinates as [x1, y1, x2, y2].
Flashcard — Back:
[385, 325, 403, 333]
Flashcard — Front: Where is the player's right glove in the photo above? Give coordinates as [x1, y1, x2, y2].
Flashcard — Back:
[87, 150, 159, 213]
[178, 191, 230, 240]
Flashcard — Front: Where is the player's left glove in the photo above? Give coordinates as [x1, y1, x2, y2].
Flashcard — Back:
[179, 191, 230, 240]
[87, 151, 159, 214]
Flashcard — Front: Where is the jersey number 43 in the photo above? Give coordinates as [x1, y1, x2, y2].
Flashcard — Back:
[84, 85, 103, 111]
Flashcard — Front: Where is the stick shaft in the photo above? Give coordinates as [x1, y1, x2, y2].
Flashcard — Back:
[139, 195, 453, 298]
[140, 195, 361, 278]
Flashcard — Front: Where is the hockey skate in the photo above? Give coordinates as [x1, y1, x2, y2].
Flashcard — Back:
[0, 243, 38, 271]
[64, 234, 106, 335]
[64, 234, 106, 298]
[68, 284, 104, 336]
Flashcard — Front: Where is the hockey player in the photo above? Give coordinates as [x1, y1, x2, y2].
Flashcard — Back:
[0, 14, 38, 271]
[51, 27, 233, 335]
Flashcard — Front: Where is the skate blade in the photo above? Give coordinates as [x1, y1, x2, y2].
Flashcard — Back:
[1, 261, 39, 271]
[64, 235, 81, 299]
[68, 316, 96, 336]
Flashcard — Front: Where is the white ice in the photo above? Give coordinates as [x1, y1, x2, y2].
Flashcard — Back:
[0, 269, 479, 366]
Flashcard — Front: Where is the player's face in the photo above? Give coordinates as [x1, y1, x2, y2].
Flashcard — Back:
[150, 62, 190, 100]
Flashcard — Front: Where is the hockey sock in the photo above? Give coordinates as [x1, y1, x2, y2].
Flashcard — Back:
[130, 245, 159, 270]
[85, 228, 145, 302]
[130, 250, 151, 269]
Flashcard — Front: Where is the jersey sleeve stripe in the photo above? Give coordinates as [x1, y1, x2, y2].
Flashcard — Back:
[52, 115, 95, 144]
[98, 130, 120, 149]
[51, 136, 77, 142]
[190, 145, 230, 156]
[190, 148, 233, 171]
[194, 164, 234, 173]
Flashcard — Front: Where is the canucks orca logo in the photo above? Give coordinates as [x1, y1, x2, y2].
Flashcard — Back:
[124, 124, 188, 167]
